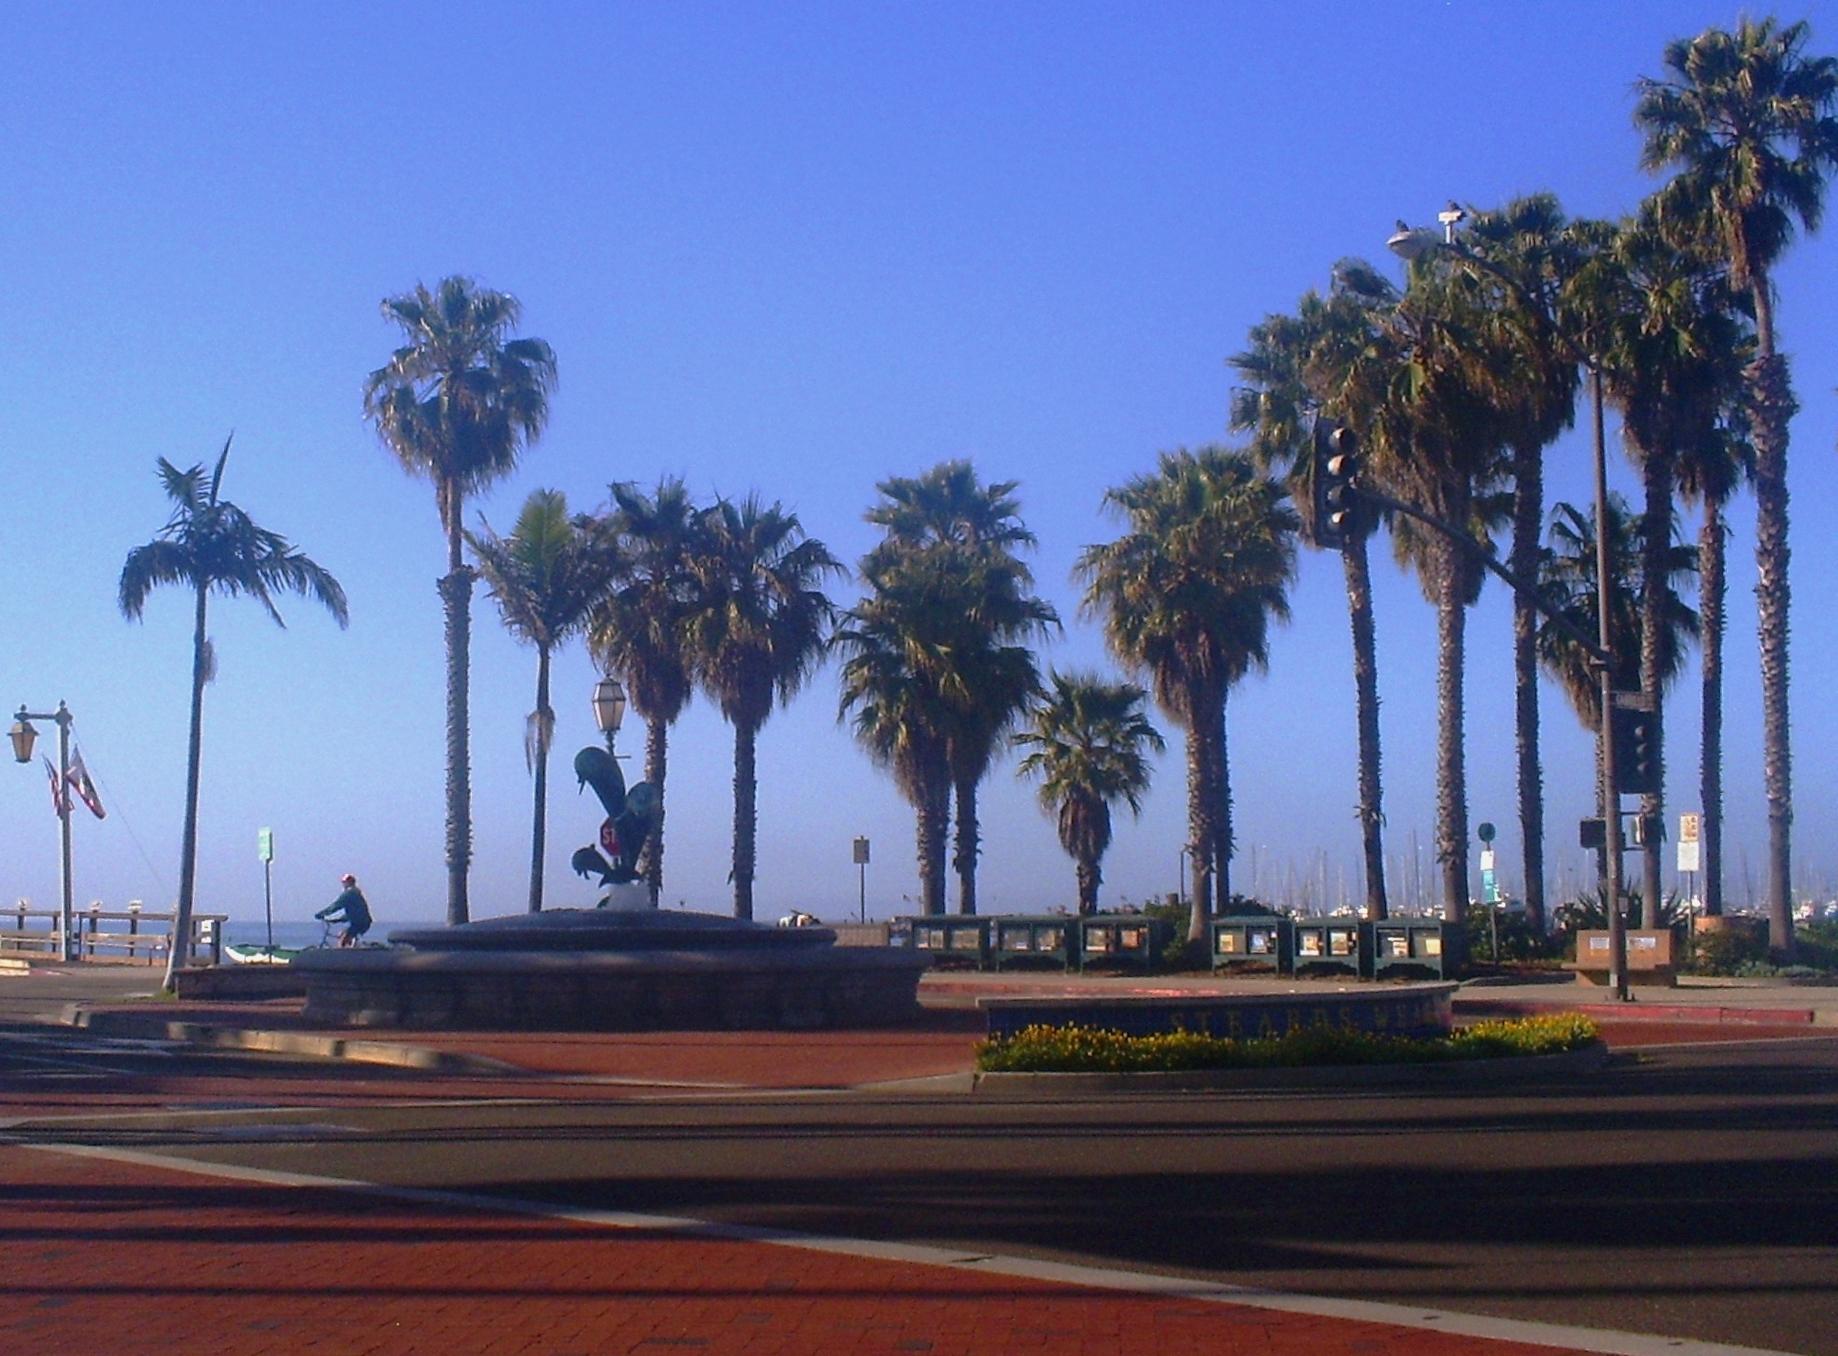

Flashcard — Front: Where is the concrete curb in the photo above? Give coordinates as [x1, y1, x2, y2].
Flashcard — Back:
[58, 1005, 522, 1075]
[969, 1041, 1611, 1095]
[1459, 997, 1826, 1026]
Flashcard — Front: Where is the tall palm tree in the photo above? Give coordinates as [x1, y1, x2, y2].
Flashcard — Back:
[1015, 672, 1164, 914]
[120, 439, 349, 991]
[683, 495, 842, 919]
[1232, 281, 1392, 921]
[1575, 213, 1751, 923]
[468, 489, 616, 913]
[1077, 448, 1297, 942]
[1458, 197, 1587, 936]
[835, 568, 953, 913]
[1674, 413, 1754, 918]
[587, 477, 700, 904]
[362, 276, 557, 926]
[863, 462, 1056, 914]
[1637, 16, 1838, 954]
[1339, 257, 1515, 925]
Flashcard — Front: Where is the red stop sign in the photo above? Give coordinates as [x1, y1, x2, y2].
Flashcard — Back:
[599, 819, 620, 857]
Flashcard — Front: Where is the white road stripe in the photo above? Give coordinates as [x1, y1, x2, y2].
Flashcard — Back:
[13, 1138, 1793, 1356]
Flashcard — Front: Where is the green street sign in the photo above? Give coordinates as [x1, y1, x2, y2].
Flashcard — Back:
[258, 827, 274, 864]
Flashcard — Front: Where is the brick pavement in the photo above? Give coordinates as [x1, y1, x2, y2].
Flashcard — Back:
[1, 1144, 1613, 1356]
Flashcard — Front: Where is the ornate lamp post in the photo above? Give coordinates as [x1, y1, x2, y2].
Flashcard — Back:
[591, 675, 626, 753]
[1387, 220, 1629, 1000]
[10, 702, 77, 963]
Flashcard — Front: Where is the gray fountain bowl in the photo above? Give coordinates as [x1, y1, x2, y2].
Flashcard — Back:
[293, 908, 929, 1031]
[388, 907, 837, 953]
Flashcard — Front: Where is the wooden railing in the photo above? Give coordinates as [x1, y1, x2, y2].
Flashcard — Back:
[1, 901, 227, 966]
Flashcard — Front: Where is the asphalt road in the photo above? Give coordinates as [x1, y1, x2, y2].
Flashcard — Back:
[5, 1016, 1836, 1355]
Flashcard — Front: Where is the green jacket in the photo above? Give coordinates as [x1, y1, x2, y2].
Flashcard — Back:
[316, 887, 372, 933]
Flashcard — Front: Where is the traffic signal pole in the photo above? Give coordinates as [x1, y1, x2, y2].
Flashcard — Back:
[1592, 369, 1630, 1000]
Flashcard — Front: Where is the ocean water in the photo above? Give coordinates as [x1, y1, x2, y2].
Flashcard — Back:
[224, 918, 446, 950]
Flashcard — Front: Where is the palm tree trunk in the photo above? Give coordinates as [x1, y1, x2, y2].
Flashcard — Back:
[440, 507, 473, 926]
[1077, 855, 1100, 915]
[1213, 688, 1233, 908]
[528, 646, 552, 913]
[1344, 539, 1388, 923]
[1435, 543, 1470, 926]
[917, 764, 949, 915]
[1510, 440, 1545, 935]
[1748, 277, 1795, 959]
[1185, 718, 1212, 943]
[1638, 455, 1672, 929]
[731, 719, 758, 920]
[162, 584, 210, 992]
[952, 772, 979, 916]
[641, 717, 668, 906]
[1700, 491, 1727, 917]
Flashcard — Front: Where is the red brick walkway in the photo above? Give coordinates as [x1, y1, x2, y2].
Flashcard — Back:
[1, 1145, 1602, 1356]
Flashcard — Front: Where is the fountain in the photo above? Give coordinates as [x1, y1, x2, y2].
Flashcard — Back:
[293, 739, 927, 1030]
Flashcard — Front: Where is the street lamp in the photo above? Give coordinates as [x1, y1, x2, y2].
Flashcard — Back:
[10, 702, 77, 963]
[1387, 217, 1630, 1000]
[590, 676, 627, 752]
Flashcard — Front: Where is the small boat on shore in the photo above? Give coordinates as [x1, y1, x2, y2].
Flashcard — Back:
[223, 943, 300, 965]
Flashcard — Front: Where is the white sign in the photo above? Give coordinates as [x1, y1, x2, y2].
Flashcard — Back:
[1677, 839, 1701, 874]
[1479, 846, 1496, 872]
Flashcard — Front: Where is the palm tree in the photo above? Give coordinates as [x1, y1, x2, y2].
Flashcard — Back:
[1637, 16, 1838, 954]
[1015, 672, 1164, 914]
[1232, 281, 1392, 921]
[835, 570, 953, 913]
[863, 462, 1056, 914]
[1458, 197, 1587, 936]
[1575, 213, 1751, 924]
[1675, 413, 1754, 918]
[1338, 256, 1516, 925]
[362, 276, 557, 926]
[468, 489, 616, 913]
[683, 495, 842, 919]
[1077, 448, 1297, 942]
[587, 478, 699, 904]
[120, 439, 348, 991]
[1538, 498, 1699, 821]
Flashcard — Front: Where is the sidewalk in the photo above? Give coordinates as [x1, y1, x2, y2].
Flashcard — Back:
[0, 1142, 1706, 1356]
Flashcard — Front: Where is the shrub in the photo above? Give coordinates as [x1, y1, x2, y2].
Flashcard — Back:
[1689, 926, 1770, 976]
[1795, 922, 1838, 972]
[975, 1013, 1599, 1073]
[1464, 908, 1562, 964]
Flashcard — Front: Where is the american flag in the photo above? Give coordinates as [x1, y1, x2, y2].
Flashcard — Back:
[67, 749, 105, 819]
[42, 757, 67, 817]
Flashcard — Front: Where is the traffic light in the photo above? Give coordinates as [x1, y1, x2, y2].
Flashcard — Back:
[1312, 420, 1363, 548]
[1611, 704, 1659, 796]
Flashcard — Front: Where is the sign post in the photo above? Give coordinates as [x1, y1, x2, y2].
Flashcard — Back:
[257, 827, 275, 952]
[852, 836, 870, 923]
[1676, 813, 1701, 935]
[1476, 823, 1499, 961]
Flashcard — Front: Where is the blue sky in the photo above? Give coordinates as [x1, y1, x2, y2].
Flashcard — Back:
[4, 2, 1837, 928]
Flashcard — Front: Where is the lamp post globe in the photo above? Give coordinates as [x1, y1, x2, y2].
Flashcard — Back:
[9, 710, 36, 764]
[591, 676, 627, 746]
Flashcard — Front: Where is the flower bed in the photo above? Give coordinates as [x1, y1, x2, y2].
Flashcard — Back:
[975, 1013, 1599, 1073]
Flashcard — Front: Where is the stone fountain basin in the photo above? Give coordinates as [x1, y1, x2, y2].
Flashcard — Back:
[292, 908, 927, 1031]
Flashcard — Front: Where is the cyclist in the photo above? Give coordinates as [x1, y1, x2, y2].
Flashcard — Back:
[315, 873, 373, 947]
